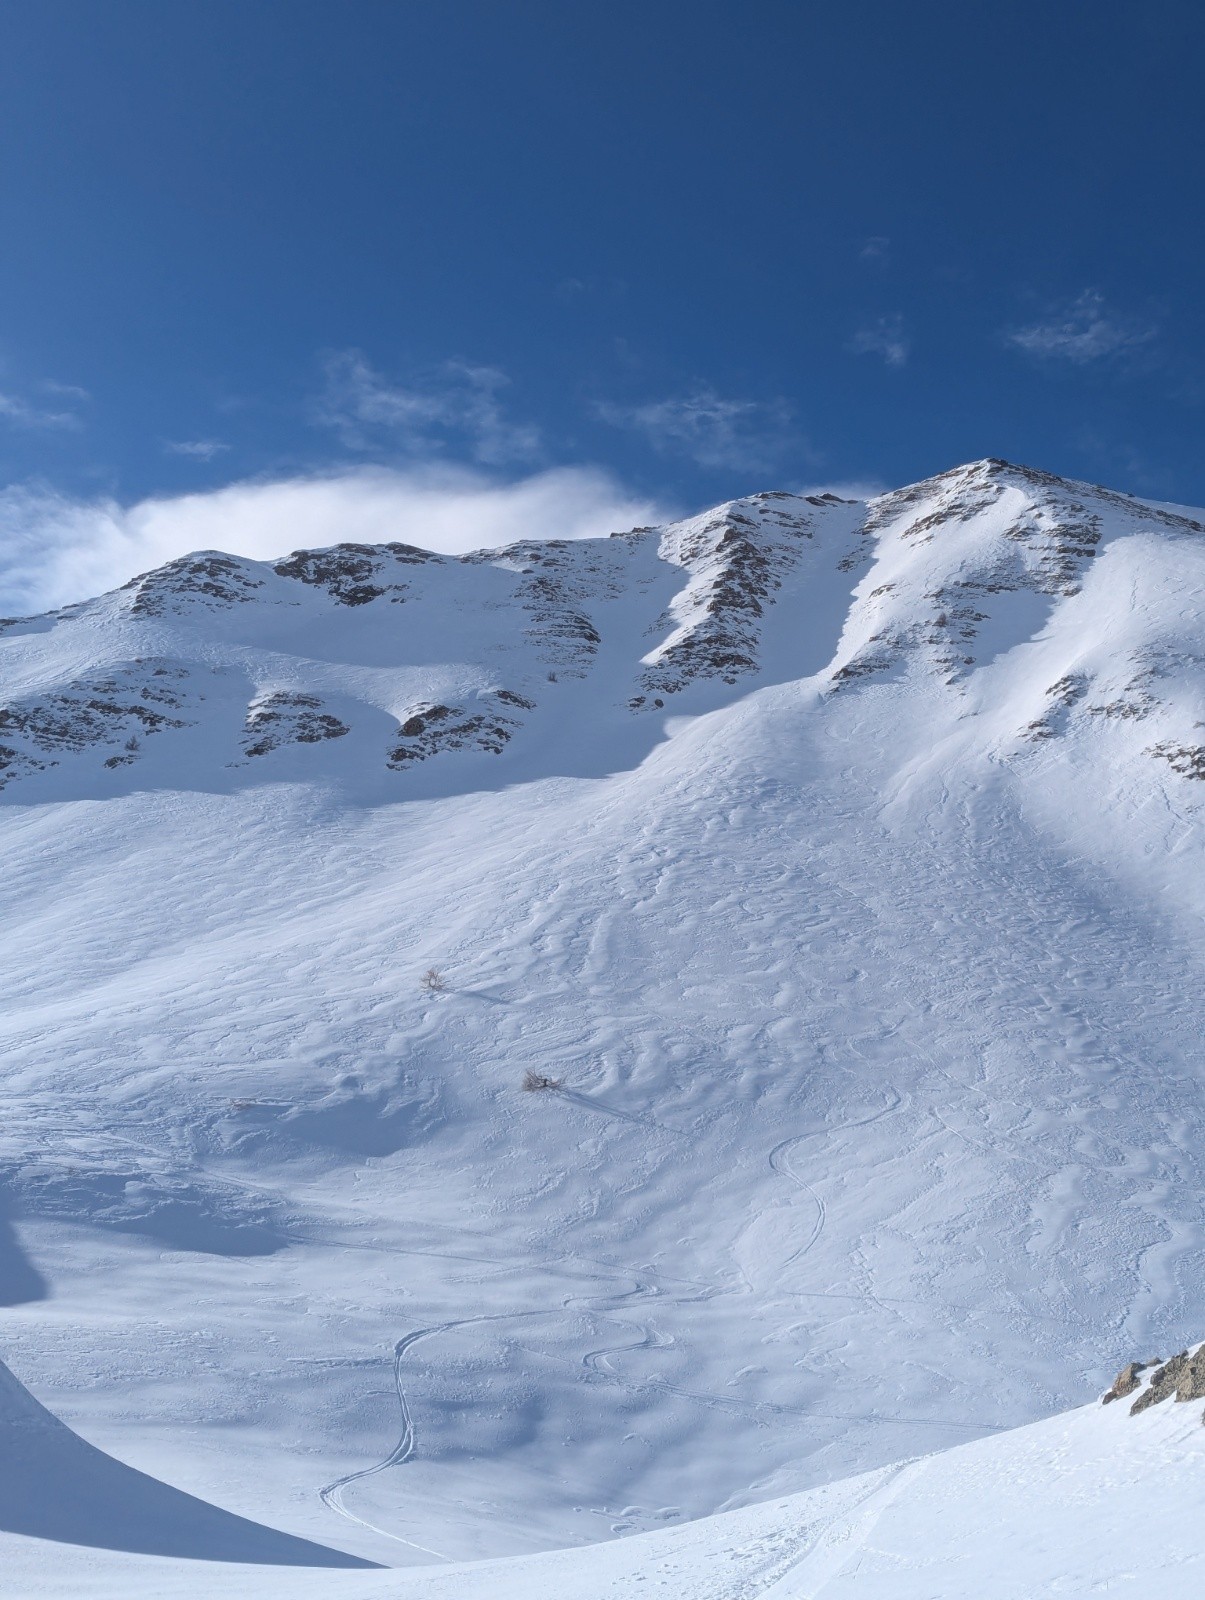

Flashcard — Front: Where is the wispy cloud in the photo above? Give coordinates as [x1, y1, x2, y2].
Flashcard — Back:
[795, 476, 885, 502]
[0, 465, 671, 616]
[1005, 290, 1157, 365]
[849, 315, 909, 368]
[315, 350, 542, 465]
[163, 438, 230, 461]
[38, 379, 90, 403]
[859, 236, 890, 264]
[594, 385, 803, 473]
[0, 382, 87, 431]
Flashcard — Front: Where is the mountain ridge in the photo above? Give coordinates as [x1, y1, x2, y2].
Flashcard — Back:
[3, 458, 1204, 804]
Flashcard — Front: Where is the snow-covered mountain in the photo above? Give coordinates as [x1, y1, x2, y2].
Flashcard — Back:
[3, 457, 1205, 1593]
[4, 458, 1205, 804]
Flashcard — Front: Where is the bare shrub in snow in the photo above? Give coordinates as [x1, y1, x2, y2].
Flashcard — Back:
[421, 967, 446, 992]
[522, 1069, 563, 1092]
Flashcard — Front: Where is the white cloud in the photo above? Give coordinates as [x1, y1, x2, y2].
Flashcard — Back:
[859, 236, 890, 263]
[0, 465, 672, 616]
[315, 351, 542, 465]
[594, 385, 802, 472]
[1005, 290, 1157, 364]
[849, 316, 909, 368]
[163, 438, 230, 461]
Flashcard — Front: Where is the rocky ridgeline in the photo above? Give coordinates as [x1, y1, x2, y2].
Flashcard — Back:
[271, 540, 437, 605]
[831, 460, 1111, 692]
[4, 463, 1205, 797]
[467, 536, 621, 681]
[123, 542, 440, 616]
[1103, 1344, 1205, 1419]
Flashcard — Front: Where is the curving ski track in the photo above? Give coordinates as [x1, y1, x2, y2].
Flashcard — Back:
[319, 1312, 536, 1557]
[768, 1136, 827, 1269]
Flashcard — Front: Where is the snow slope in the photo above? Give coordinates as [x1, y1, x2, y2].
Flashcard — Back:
[1, 459, 1204, 1587]
[2, 1355, 1203, 1596]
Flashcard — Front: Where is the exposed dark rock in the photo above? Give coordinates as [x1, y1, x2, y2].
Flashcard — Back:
[638, 501, 815, 702]
[272, 541, 435, 605]
[124, 554, 265, 616]
[242, 693, 349, 758]
[1149, 742, 1205, 780]
[0, 661, 195, 788]
[1103, 1361, 1153, 1403]
[830, 462, 1119, 694]
[386, 690, 528, 769]
[1126, 1346, 1205, 1414]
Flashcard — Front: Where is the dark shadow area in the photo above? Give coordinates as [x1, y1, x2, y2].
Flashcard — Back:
[6, 1165, 288, 1258]
[0, 1359, 379, 1566]
[0, 1197, 48, 1306]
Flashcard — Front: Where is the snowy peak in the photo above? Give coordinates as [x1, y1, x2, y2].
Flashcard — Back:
[832, 459, 1114, 691]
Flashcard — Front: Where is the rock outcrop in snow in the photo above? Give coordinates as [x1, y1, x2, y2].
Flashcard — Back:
[1105, 1344, 1205, 1417]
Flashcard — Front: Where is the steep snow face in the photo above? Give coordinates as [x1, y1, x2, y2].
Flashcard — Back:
[2, 460, 1205, 1576]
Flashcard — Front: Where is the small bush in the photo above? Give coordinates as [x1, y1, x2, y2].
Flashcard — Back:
[421, 967, 446, 992]
[522, 1070, 563, 1092]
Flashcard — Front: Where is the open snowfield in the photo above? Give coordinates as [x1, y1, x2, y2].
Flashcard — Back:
[1, 459, 1204, 1592]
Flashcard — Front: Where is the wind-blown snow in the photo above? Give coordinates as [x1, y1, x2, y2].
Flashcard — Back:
[1, 458, 1204, 1591]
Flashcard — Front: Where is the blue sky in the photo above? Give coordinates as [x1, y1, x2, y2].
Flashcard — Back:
[2, 0, 1204, 607]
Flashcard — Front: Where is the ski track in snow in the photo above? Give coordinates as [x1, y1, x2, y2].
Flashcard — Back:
[319, 1312, 545, 1559]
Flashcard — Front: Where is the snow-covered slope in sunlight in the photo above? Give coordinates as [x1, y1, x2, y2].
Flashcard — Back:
[2, 458, 1205, 1585]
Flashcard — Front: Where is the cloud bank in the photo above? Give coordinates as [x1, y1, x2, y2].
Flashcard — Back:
[0, 465, 671, 616]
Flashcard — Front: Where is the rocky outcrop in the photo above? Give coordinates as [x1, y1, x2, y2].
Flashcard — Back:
[633, 496, 823, 707]
[1129, 1347, 1205, 1415]
[0, 661, 196, 787]
[242, 692, 349, 757]
[386, 690, 534, 769]
[1102, 1360, 1153, 1403]
[1102, 1343, 1205, 1419]
[1148, 742, 1205, 780]
[123, 553, 265, 615]
[272, 541, 436, 606]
